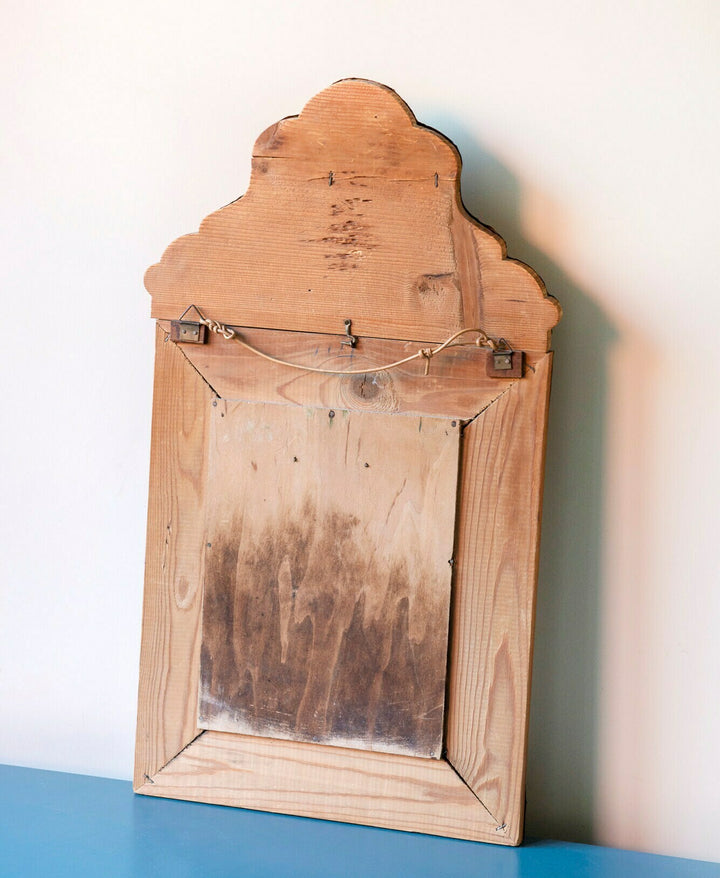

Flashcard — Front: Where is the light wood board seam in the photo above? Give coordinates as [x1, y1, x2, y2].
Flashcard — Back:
[443, 752, 507, 833]
[145, 730, 208, 785]
[168, 335, 222, 399]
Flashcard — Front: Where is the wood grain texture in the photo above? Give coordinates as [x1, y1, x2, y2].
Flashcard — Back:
[198, 402, 459, 758]
[137, 730, 508, 843]
[445, 353, 553, 844]
[145, 79, 560, 350]
[133, 327, 213, 788]
[157, 321, 542, 419]
[134, 343, 554, 842]
[137, 79, 561, 845]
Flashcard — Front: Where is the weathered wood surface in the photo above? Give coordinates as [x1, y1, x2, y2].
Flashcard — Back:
[134, 326, 211, 788]
[137, 79, 560, 845]
[159, 320, 543, 419]
[135, 730, 506, 843]
[445, 353, 553, 843]
[146, 79, 560, 350]
[199, 402, 460, 758]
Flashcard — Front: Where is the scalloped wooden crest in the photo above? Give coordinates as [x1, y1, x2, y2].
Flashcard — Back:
[145, 79, 560, 350]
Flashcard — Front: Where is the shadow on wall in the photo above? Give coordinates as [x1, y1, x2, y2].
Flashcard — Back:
[437, 120, 617, 843]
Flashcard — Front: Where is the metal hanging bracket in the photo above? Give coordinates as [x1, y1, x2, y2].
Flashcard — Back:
[486, 339, 524, 378]
[170, 305, 209, 344]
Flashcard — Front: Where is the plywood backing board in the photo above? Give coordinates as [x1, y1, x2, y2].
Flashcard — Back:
[136, 79, 561, 845]
[199, 402, 460, 758]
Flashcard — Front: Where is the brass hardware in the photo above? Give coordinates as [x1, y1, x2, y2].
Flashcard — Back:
[170, 305, 208, 344]
[493, 351, 513, 370]
[170, 320, 207, 344]
[486, 340, 524, 378]
[341, 319, 357, 348]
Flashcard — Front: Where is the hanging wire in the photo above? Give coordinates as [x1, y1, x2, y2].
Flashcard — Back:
[177, 305, 506, 377]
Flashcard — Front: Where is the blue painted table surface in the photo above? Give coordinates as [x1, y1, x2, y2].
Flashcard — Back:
[1, 765, 717, 877]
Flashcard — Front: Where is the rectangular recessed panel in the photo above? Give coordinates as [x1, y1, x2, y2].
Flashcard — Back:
[198, 401, 460, 758]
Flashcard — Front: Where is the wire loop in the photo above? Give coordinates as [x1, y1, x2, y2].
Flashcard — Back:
[179, 306, 509, 377]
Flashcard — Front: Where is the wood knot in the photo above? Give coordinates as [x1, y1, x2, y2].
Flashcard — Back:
[340, 371, 398, 413]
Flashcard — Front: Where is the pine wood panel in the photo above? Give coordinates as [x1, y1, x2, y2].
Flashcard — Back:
[445, 352, 553, 843]
[136, 730, 508, 843]
[198, 402, 460, 758]
[133, 327, 212, 787]
[157, 321, 542, 419]
[145, 80, 560, 350]
[137, 79, 560, 845]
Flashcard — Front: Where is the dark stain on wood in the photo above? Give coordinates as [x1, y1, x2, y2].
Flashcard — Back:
[300, 197, 378, 272]
[416, 272, 461, 299]
[199, 498, 448, 758]
[251, 158, 269, 175]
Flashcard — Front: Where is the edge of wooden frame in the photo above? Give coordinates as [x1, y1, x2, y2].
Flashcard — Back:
[134, 325, 553, 846]
[135, 730, 500, 842]
[445, 351, 553, 842]
[155, 319, 546, 421]
[134, 326, 208, 785]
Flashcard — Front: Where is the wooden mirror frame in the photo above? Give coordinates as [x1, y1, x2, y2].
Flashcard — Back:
[134, 79, 560, 845]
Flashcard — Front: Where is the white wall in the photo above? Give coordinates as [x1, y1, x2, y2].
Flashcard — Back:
[2, 0, 718, 863]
